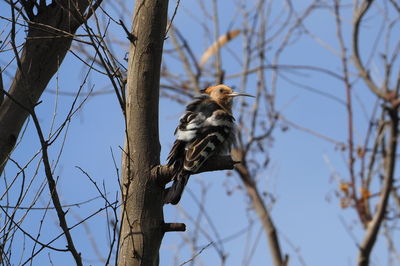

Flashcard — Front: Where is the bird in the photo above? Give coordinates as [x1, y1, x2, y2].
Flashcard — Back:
[164, 84, 254, 205]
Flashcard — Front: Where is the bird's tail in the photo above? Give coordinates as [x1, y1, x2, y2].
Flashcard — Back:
[164, 172, 190, 205]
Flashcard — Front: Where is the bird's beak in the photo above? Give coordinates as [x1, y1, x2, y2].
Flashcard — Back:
[228, 92, 255, 98]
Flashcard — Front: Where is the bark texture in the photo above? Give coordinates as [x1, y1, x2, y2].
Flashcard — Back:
[117, 0, 168, 265]
[0, 0, 91, 175]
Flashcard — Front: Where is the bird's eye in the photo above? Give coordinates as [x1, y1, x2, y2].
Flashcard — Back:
[219, 88, 224, 93]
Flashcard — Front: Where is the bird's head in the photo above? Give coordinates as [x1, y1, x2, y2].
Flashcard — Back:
[202, 84, 254, 111]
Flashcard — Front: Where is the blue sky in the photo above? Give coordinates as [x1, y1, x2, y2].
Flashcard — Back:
[0, 0, 399, 265]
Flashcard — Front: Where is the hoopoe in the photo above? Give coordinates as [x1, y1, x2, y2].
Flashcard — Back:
[164, 84, 253, 204]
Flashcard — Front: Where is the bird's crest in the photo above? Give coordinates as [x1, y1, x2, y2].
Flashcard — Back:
[201, 84, 233, 95]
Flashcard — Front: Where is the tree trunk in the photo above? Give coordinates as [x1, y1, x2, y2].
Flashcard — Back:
[117, 0, 168, 265]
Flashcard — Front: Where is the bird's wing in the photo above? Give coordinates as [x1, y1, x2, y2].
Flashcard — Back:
[167, 111, 207, 171]
[183, 110, 234, 172]
[183, 130, 228, 172]
[174, 111, 206, 141]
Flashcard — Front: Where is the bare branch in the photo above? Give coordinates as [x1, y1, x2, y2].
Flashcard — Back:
[334, 0, 359, 219]
[352, 0, 387, 100]
[154, 155, 238, 185]
[357, 109, 398, 266]
[0, 0, 95, 177]
[165, 0, 181, 38]
[233, 148, 285, 266]
[0, 67, 3, 106]
[119, 19, 136, 43]
[389, 0, 400, 14]
[163, 223, 186, 232]
[169, 28, 200, 92]
[1, 90, 83, 265]
[211, 0, 223, 84]
[179, 242, 213, 266]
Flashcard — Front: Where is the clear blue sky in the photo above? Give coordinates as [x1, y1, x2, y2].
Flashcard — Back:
[0, 0, 397, 265]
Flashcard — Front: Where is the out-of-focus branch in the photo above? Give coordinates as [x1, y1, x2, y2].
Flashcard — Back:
[233, 149, 286, 266]
[279, 115, 345, 147]
[389, 0, 400, 14]
[84, 0, 104, 21]
[364, 117, 385, 188]
[226, 64, 344, 81]
[395, 68, 400, 95]
[357, 109, 398, 266]
[352, 0, 387, 100]
[334, 0, 362, 221]
[211, 0, 223, 84]
[0, 67, 3, 107]
[169, 28, 200, 92]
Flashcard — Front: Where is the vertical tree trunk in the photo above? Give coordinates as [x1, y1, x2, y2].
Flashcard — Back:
[118, 1, 168, 265]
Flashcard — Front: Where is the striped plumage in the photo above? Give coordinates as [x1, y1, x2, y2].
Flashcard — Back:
[164, 85, 253, 205]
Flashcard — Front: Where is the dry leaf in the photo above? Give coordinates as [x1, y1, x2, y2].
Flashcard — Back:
[360, 187, 371, 200]
[199, 30, 241, 67]
[339, 182, 350, 195]
[357, 146, 365, 158]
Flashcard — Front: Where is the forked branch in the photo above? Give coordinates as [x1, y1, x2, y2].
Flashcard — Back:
[352, 0, 387, 100]
[357, 109, 398, 266]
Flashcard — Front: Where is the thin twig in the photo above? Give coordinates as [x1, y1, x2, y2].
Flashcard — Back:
[179, 242, 213, 266]
[1, 90, 83, 266]
[165, 0, 181, 38]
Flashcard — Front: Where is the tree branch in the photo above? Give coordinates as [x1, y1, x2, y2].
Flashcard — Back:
[357, 109, 398, 266]
[153, 155, 238, 185]
[0, 67, 3, 107]
[1, 90, 83, 266]
[0, 0, 93, 177]
[163, 223, 186, 232]
[233, 149, 285, 266]
[352, 0, 387, 100]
